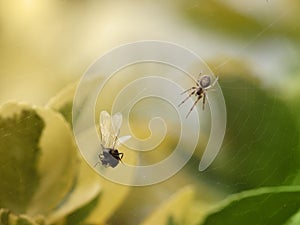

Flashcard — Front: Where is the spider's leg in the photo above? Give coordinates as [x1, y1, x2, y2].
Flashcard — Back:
[211, 76, 219, 87]
[197, 72, 203, 80]
[186, 95, 202, 118]
[178, 90, 196, 107]
[202, 93, 206, 110]
[180, 86, 197, 95]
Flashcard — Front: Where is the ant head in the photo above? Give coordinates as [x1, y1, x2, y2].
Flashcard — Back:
[109, 149, 123, 161]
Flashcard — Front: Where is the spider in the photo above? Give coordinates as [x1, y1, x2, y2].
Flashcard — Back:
[178, 74, 218, 118]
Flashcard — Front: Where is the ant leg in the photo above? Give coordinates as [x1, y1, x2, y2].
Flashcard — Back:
[180, 86, 197, 95]
[94, 161, 101, 167]
[118, 153, 125, 165]
[186, 95, 202, 118]
[94, 153, 103, 167]
[178, 90, 196, 107]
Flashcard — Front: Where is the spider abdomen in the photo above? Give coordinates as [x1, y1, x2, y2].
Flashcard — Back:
[199, 75, 211, 88]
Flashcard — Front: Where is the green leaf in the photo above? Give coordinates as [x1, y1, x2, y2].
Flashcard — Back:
[141, 186, 208, 225]
[58, 102, 73, 127]
[0, 102, 78, 216]
[182, 0, 265, 39]
[64, 194, 100, 225]
[46, 82, 77, 127]
[0, 208, 46, 225]
[182, 0, 300, 42]
[1, 208, 10, 224]
[206, 76, 300, 190]
[82, 176, 133, 224]
[48, 159, 101, 224]
[200, 186, 300, 225]
[27, 106, 78, 216]
[0, 104, 44, 213]
[284, 210, 300, 225]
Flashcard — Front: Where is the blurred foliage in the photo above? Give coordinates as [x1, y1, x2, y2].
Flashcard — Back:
[0, 99, 130, 225]
[183, 0, 266, 39]
[200, 186, 300, 225]
[1, 74, 299, 224]
[0, 102, 79, 223]
[141, 186, 208, 225]
[182, 0, 300, 42]
[0, 208, 46, 225]
[1, 0, 300, 225]
[284, 210, 300, 225]
[203, 75, 300, 190]
[47, 81, 133, 225]
[0, 108, 43, 214]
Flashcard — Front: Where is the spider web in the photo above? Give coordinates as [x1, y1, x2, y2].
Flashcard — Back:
[111, 3, 300, 224]
[1, 1, 299, 225]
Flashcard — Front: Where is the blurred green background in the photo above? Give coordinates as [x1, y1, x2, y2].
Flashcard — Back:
[1, 0, 300, 225]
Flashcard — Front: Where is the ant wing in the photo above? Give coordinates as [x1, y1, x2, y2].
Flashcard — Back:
[119, 135, 131, 143]
[99, 111, 114, 148]
[111, 112, 123, 148]
[112, 112, 122, 137]
[115, 135, 131, 148]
